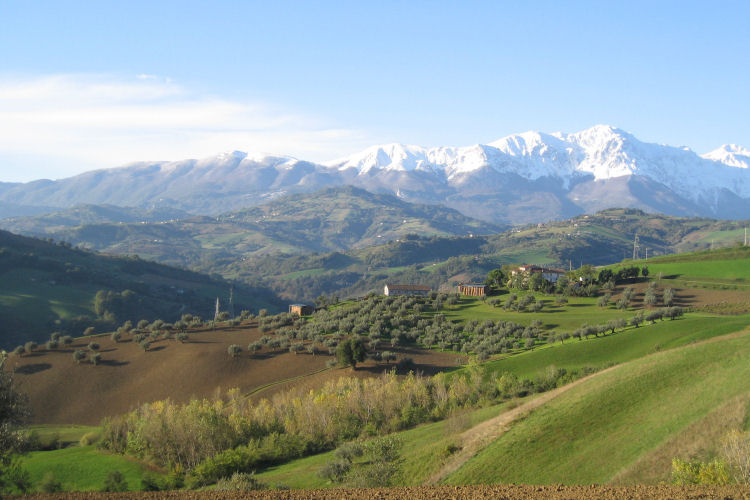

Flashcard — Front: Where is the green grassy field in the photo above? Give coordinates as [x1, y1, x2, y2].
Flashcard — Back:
[442, 295, 633, 332]
[254, 404, 509, 489]
[475, 313, 750, 380]
[446, 329, 750, 485]
[616, 247, 750, 282]
[22, 445, 158, 492]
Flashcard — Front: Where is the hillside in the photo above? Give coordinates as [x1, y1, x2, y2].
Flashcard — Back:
[0, 230, 284, 348]
[0, 187, 504, 269]
[227, 209, 750, 301]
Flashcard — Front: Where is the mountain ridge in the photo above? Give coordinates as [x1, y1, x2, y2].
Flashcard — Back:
[2, 125, 749, 223]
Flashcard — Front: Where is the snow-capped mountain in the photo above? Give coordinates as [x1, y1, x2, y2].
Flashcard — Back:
[1, 125, 749, 224]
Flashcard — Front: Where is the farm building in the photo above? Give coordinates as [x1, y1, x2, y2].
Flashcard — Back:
[458, 283, 487, 296]
[383, 284, 430, 297]
[289, 304, 314, 316]
[511, 265, 567, 283]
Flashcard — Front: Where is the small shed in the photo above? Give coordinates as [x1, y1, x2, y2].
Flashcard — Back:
[289, 304, 314, 316]
[458, 283, 487, 296]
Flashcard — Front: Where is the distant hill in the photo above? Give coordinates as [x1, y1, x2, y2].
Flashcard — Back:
[231, 209, 750, 302]
[0, 230, 284, 349]
[0, 186, 505, 269]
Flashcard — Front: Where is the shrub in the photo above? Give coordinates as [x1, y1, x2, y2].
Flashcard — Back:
[79, 431, 100, 446]
[38, 472, 62, 493]
[111, 332, 122, 343]
[45, 340, 58, 350]
[12, 346, 24, 357]
[139, 340, 151, 352]
[176, 332, 188, 343]
[73, 350, 86, 364]
[23, 341, 36, 354]
[83, 326, 95, 336]
[61, 335, 73, 345]
[87, 342, 99, 351]
[90, 352, 102, 365]
[228, 345, 242, 357]
[215, 472, 265, 491]
[102, 470, 128, 492]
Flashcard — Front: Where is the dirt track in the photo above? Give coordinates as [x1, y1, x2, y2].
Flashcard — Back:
[15, 485, 750, 499]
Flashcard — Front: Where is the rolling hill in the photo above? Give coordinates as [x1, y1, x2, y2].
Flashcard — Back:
[0, 229, 284, 348]
[0, 186, 505, 270]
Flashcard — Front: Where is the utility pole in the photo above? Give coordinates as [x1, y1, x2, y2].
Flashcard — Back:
[745, 228, 747, 246]
[213, 297, 220, 329]
[645, 247, 648, 260]
[228, 285, 234, 319]
[632, 234, 639, 261]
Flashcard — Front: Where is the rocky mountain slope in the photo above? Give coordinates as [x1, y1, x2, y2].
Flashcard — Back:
[1, 125, 748, 223]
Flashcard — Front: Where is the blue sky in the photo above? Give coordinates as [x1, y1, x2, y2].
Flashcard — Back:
[1, 1, 748, 181]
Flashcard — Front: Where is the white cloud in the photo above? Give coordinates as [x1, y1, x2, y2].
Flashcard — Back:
[0, 74, 372, 181]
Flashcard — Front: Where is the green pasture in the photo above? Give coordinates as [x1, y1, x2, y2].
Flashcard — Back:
[254, 403, 508, 488]
[22, 445, 158, 492]
[474, 313, 750, 380]
[441, 295, 631, 332]
[446, 329, 750, 485]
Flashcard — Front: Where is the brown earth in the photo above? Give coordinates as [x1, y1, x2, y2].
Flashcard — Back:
[611, 280, 750, 310]
[14, 484, 750, 499]
[7, 323, 462, 425]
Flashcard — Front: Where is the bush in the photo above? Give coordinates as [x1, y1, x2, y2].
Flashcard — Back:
[61, 335, 73, 345]
[102, 470, 128, 492]
[228, 345, 242, 357]
[215, 472, 266, 491]
[38, 472, 62, 493]
[73, 350, 86, 364]
[87, 342, 99, 351]
[79, 431, 100, 446]
[90, 352, 102, 365]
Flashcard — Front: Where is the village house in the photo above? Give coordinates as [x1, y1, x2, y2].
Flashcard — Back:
[458, 283, 487, 296]
[289, 304, 314, 316]
[383, 284, 430, 297]
[511, 265, 567, 283]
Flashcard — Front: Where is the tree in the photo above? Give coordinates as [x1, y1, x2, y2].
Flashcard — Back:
[102, 469, 128, 492]
[641, 266, 649, 278]
[73, 350, 86, 364]
[336, 337, 367, 369]
[0, 354, 29, 493]
[228, 345, 242, 357]
[90, 352, 102, 366]
[663, 288, 675, 307]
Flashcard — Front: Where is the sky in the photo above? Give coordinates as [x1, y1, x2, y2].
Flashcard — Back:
[1, 0, 748, 182]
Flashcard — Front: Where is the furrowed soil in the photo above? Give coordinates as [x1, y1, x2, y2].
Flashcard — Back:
[8, 322, 462, 425]
[15, 485, 750, 499]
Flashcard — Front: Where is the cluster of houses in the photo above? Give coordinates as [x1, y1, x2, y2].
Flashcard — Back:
[287, 264, 568, 315]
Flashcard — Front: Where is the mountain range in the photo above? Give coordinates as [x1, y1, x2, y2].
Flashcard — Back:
[1, 125, 749, 223]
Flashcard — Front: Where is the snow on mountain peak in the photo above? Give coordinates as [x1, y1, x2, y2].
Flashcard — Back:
[703, 144, 750, 169]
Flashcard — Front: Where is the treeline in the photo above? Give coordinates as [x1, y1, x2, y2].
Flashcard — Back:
[99, 365, 592, 487]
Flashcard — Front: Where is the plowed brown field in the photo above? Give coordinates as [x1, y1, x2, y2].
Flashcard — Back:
[14, 484, 750, 499]
[8, 323, 462, 424]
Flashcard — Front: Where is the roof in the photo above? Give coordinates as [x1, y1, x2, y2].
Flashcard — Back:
[289, 303, 311, 307]
[385, 284, 430, 291]
[460, 283, 487, 287]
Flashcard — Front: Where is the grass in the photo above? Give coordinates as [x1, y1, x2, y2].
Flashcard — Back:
[474, 313, 750, 380]
[442, 295, 633, 332]
[445, 328, 750, 485]
[25, 424, 100, 447]
[254, 404, 509, 489]
[22, 445, 158, 492]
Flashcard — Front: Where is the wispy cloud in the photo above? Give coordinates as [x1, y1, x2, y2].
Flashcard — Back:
[0, 74, 371, 181]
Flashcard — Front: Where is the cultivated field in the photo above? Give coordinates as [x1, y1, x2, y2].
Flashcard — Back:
[10, 322, 461, 425]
